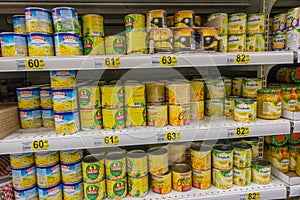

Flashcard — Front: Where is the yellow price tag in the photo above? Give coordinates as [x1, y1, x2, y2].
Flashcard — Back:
[26, 58, 45, 70]
[102, 136, 119, 145]
[234, 54, 250, 64]
[246, 192, 260, 200]
[160, 55, 177, 66]
[164, 132, 180, 142]
[104, 57, 120, 68]
[234, 127, 249, 137]
[31, 140, 49, 151]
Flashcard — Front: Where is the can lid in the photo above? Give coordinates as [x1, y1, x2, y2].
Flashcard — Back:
[127, 150, 146, 158]
[147, 147, 168, 155]
[252, 158, 271, 166]
[191, 145, 211, 152]
[171, 163, 192, 173]
[213, 144, 233, 151]
[242, 137, 259, 142]
[232, 142, 252, 150]
[105, 152, 126, 160]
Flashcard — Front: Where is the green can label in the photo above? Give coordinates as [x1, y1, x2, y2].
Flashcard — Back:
[113, 180, 126, 197]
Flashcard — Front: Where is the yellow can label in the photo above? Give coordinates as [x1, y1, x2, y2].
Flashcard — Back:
[273, 34, 286, 50]
[82, 158, 105, 183]
[147, 104, 168, 126]
[35, 151, 59, 167]
[247, 34, 265, 52]
[287, 8, 300, 30]
[232, 78, 243, 96]
[212, 149, 233, 170]
[233, 167, 251, 186]
[102, 108, 125, 130]
[82, 14, 104, 37]
[174, 28, 196, 51]
[125, 14, 145, 32]
[145, 82, 165, 103]
[191, 148, 211, 170]
[251, 164, 271, 184]
[273, 13, 287, 33]
[84, 180, 106, 200]
[125, 107, 146, 127]
[101, 85, 124, 108]
[192, 169, 211, 189]
[128, 176, 149, 197]
[54, 111, 79, 135]
[80, 108, 103, 130]
[105, 35, 126, 55]
[228, 13, 247, 34]
[167, 16, 175, 27]
[78, 85, 100, 109]
[168, 83, 190, 104]
[234, 100, 257, 122]
[233, 147, 252, 168]
[242, 139, 259, 158]
[126, 31, 148, 55]
[148, 150, 168, 175]
[105, 156, 126, 181]
[40, 89, 52, 108]
[10, 153, 34, 169]
[12, 165, 37, 189]
[190, 101, 204, 120]
[61, 162, 82, 184]
[106, 178, 127, 200]
[204, 98, 224, 116]
[50, 70, 76, 89]
[151, 172, 172, 194]
[207, 13, 228, 34]
[213, 168, 233, 189]
[205, 80, 224, 99]
[247, 14, 265, 34]
[60, 150, 83, 164]
[228, 34, 246, 52]
[225, 98, 235, 117]
[127, 152, 148, 178]
[169, 104, 191, 126]
[172, 170, 192, 192]
[83, 36, 105, 55]
[218, 34, 228, 52]
[20, 109, 42, 129]
[146, 10, 167, 31]
[242, 79, 262, 98]
[124, 84, 145, 107]
[175, 10, 195, 27]
[17, 87, 40, 109]
[190, 81, 204, 101]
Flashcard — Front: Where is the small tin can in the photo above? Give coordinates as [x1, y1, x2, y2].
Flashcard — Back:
[204, 98, 224, 116]
[234, 98, 257, 122]
[191, 145, 211, 171]
[149, 28, 173, 53]
[125, 13, 145, 32]
[42, 108, 54, 128]
[40, 87, 52, 108]
[242, 137, 259, 158]
[232, 142, 252, 168]
[247, 13, 265, 34]
[54, 111, 80, 134]
[228, 34, 246, 52]
[102, 107, 125, 130]
[251, 158, 271, 184]
[82, 154, 105, 183]
[196, 27, 218, 51]
[212, 168, 233, 189]
[168, 82, 190, 104]
[174, 10, 195, 28]
[218, 33, 228, 52]
[125, 107, 146, 128]
[27, 33, 54, 56]
[213, 144, 233, 170]
[106, 177, 127, 200]
[146, 10, 167, 32]
[128, 175, 149, 197]
[78, 85, 101, 109]
[82, 14, 104, 37]
[148, 147, 168, 175]
[223, 77, 232, 96]
[272, 33, 286, 51]
[101, 85, 124, 108]
[168, 142, 189, 163]
[126, 30, 149, 54]
[192, 169, 211, 189]
[127, 150, 148, 178]
[124, 83, 146, 107]
[16, 87, 40, 109]
[83, 180, 106, 200]
[273, 13, 287, 33]
[63, 182, 83, 200]
[105, 152, 126, 181]
[287, 7, 300, 30]
[145, 82, 165, 103]
[190, 79, 205, 101]
[233, 167, 251, 186]
[105, 35, 126, 55]
[50, 70, 76, 89]
[286, 29, 300, 51]
[52, 7, 80, 33]
[232, 77, 244, 96]
[151, 170, 172, 194]
[35, 151, 59, 167]
[38, 183, 62, 200]
[60, 149, 83, 164]
[228, 13, 247, 34]
[225, 96, 238, 117]
[242, 78, 262, 98]
[61, 161, 82, 184]
[52, 88, 77, 112]
[12, 165, 36, 190]
[83, 36, 105, 55]
[10, 153, 35, 169]
[13, 15, 26, 34]
[19, 108, 42, 129]
[205, 79, 225, 99]
[190, 101, 204, 120]
[172, 164, 192, 192]
[169, 104, 191, 126]
[246, 34, 265, 52]
[54, 32, 80, 56]
[24, 7, 53, 34]
[80, 108, 103, 130]
[14, 185, 38, 200]
[36, 163, 61, 188]
[147, 103, 168, 126]
[174, 28, 196, 52]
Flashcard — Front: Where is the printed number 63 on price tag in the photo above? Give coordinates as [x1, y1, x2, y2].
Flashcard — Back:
[160, 55, 177, 66]
[164, 132, 180, 142]
[26, 58, 45, 70]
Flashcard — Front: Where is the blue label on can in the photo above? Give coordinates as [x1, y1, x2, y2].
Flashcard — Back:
[14, 185, 38, 200]
[38, 183, 62, 199]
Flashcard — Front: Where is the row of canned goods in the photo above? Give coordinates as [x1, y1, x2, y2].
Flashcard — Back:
[272, 7, 300, 34]
[271, 29, 300, 51]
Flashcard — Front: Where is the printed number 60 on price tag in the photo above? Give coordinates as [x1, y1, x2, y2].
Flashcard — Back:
[31, 140, 49, 151]
[26, 58, 45, 70]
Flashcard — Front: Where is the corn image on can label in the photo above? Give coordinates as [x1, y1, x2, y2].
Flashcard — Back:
[233, 167, 251, 186]
[242, 78, 262, 98]
[192, 169, 211, 189]
[80, 108, 103, 130]
[35, 151, 59, 167]
[273, 33, 286, 51]
[172, 164, 192, 192]
[60, 149, 83, 164]
[125, 14, 145, 32]
[228, 13, 247, 34]
[19, 108, 42, 129]
[234, 99, 257, 122]
[83, 36, 105, 55]
[232, 77, 244, 96]
[105, 152, 126, 180]
[174, 28, 196, 51]
[17, 87, 40, 109]
[147, 103, 168, 127]
[101, 85, 124, 108]
[36, 163, 61, 188]
[61, 161, 82, 184]
[191, 145, 211, 170]
[127, 150, 148, 178]
[54, 32, 80, 56]
[149, 28, 173, 53]
[151, 170, 172, 194]
[232, 142, 252, 167]
[251, 158, 271, 184]
[0, 32, 28, 57]
[190, 80, 204, 101]
[52, 7, 80, 33]
[84, 180, 106, 200]
[63, 182, 83, 200]
[52, 88, 77, 112]
[213, 145, 233, 170]
[40, 87, 52, 108]
[169, 104, 191, 126]
[82, 154, 105, 183]
[247, 13, 265, 34]
[50, 70, 76, 89]
[124, 84, 145, 107]
[24, 7, 53, 34]
[102, 107, 125, 130]
[38, 183, 62, 200]
[10, 153, 35, 169]
[190, 101, 204, 120]
[105, 35, 126, 55]
[106, 177, 127, 200]
[54, 111, 79, 134]
[148, 147, 168, 175]
[27, 33, 54, 56]
[12, 165, 36, 189]
[246, 34, 265, 52]
[82, 14, 104, 37]
[174, 10, 195, 28]
[42, 108, 54, 128]
[126, 30, 149, 54]
[145, 82, 165, 103]
[205, 80, 224, 99]
[125, 106, 146, 128]
[204, 98, 224, 116]
[228, 34, 246, 52]
[14, 185, 38, 200]
[146, 10, 167, 32]
[242, 137, 259, 158]
[273, 13, 287, 33]
[128, 175, 149, 197]
[168, 82, 190, 104]
[213, 168, 233, 189]
[225, 96, 238, 117]
[13, 15, 26, 34]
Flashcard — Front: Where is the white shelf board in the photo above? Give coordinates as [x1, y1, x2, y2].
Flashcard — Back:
[293, 120, 300, 132]
[271, 167, 300, 186]
[0, 117, 290, 154]
[123, 176, 286, 200]
[0, 51, 294, 72]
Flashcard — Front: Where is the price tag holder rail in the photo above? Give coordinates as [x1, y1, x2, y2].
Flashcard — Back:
[227, 126, 250, 137]
[152, 55, 177, 67]
[227, 53, 250, 65]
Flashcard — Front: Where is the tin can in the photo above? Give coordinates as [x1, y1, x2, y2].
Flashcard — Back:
[82, 154, 105, 183]
[191, 145, 211, 170]
[232, 142, 252, 167]
[125, 106, 146, 128]
[232, 77, 244, 96]
[225, 96, 239, 117]
[61, 161, 82, 184]
[172, 164, 192, 192]
[223, 77, 232, 97]
[38, 183, 62, 200]
[42, 108, 54, 128]
[146, 10, 167, 32]
[10, 153, 35, 169]
[52, 88, 77, 112]
[286, 29, 300, 50]
[233, 167, 251, 186]
[192, 169, 211, 189]
[246, 34, 265, 52]
[82, 14, 104, 37]
[174, 10, 195, 28]
[167, 16, 175, 27]
[228, 13, 247, 34]
[148, 147, 168, 175]
[36, 163, 61, 188]
[247, 13, 265, 34]
[16, 87, 40, 109]
[12, 165, 36, 189]
[190, 80, 204, 101]
[40, 87, 52, 108]
[80, 108, 102, 130]
[19, 108, 42, 129]
[54, 32, 80, 56]
[83, 36, 105, 55]
[145, 82, 165, 103]
[212, 168, 233, 189]
[106, 177, 127, 200]
[0, 32, 27, 57]
[35, 151, 59, 167]
[127, 150, 148, 178]
[54, 111, 80, 134]
[234, 99, 257, 122]
[190, 101, 204, 120]
[27, 33, 54, 56]
[78, 37, 83, 55]
[78, 85, 100, 109]
[50, 70, 76, 89]
[205, 79, 225, 99]
[218, 34, 227, 52]
[287, 7, 300, 30]
[60, 149, 83, 164]
[14, 185, 38, 200]
[101, 85, 124, 108]
[151, 170, 172, 194]
[213, 144, 233, 170]
[105, 152, 126, 180]
[242, 137, 259, 158]
[228, 34, 246, 52]
[242, 78, 262, 98]
[149, 28, 173, 53]
[84, 180, 106, 200]
[105, 35, 126, 55]
[289, 144, 300, 171]
[273, 13, 287, 33]
[126, 30, 148, 54]
[52, 7, 79, 33]
[168, 142, 189, 163]
[251, 158, 271, 184]
[169, 104, 190, 126]
[24, 7, 52, 34]
[174, 28, 196, 51]
[168, 82, 190, 104]
[147, 103, 168, 126]
[63, 182, 83, 200]
[128, 175, 148, 197]
[102, 107, 125, 130]
[195, 16, 201, 27]
[124, 84, 146, 107]
[197, 27, 218, 51]
[272, 33, 286, 51]
[204, 98, 224, 116]
[13, 15, 26, 34]
[125, 14, 145, 32]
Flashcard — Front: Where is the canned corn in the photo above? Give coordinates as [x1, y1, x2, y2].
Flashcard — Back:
[234, 98, 257, 122]
[105, 35, 126, 55]
[128, 175, 149, 197]
[148, 147, 168, 175]
[125, 14, 145, 32]
[174, 10, 195, 28]
[212, 168, 233, 189]
[192, 169, 211, 189]
[105, 152, 126, 181]
[151, 170, 172, 194]
[147, 103, 168, 126]
[82, 14, 104, 37]
[169, 104, 190, 126]
[228, 13, 247, 34]
[146, 10, 167, 32]
[102, 107, 125, 130]
[83, 180, 106, 200]
[172, 164, 192, 192]
[61, 161, 82, 184]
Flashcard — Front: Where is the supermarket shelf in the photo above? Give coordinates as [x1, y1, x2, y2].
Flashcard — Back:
[122, 176, 286, 200]
[292, 120, 300, 132]
[289, 185, 300, 197]
[0, 51, 294, 72]
[0, 117, 290, 154]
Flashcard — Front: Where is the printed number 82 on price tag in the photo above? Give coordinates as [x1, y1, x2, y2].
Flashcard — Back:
[234, 54, 250, 64]
[160, 56, 177, 66]
[26, 58, 45, 70]
[234, 126, 249, 136]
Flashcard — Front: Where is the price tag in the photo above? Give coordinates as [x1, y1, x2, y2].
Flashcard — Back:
[234, 54, 250, 64]
[246, 192, 260, 200]
[160, 55, 177, 66]
[164, 132, 180, 142]
[234, 126, 249, 137]
[102, 136, 119, 145]
[104, 57, 120, 68]
[31, 140, 49, 151]
[26, 58, 45, 70]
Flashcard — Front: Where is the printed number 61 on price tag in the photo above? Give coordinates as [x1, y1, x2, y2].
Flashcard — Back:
[26, 58, 45, 70]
